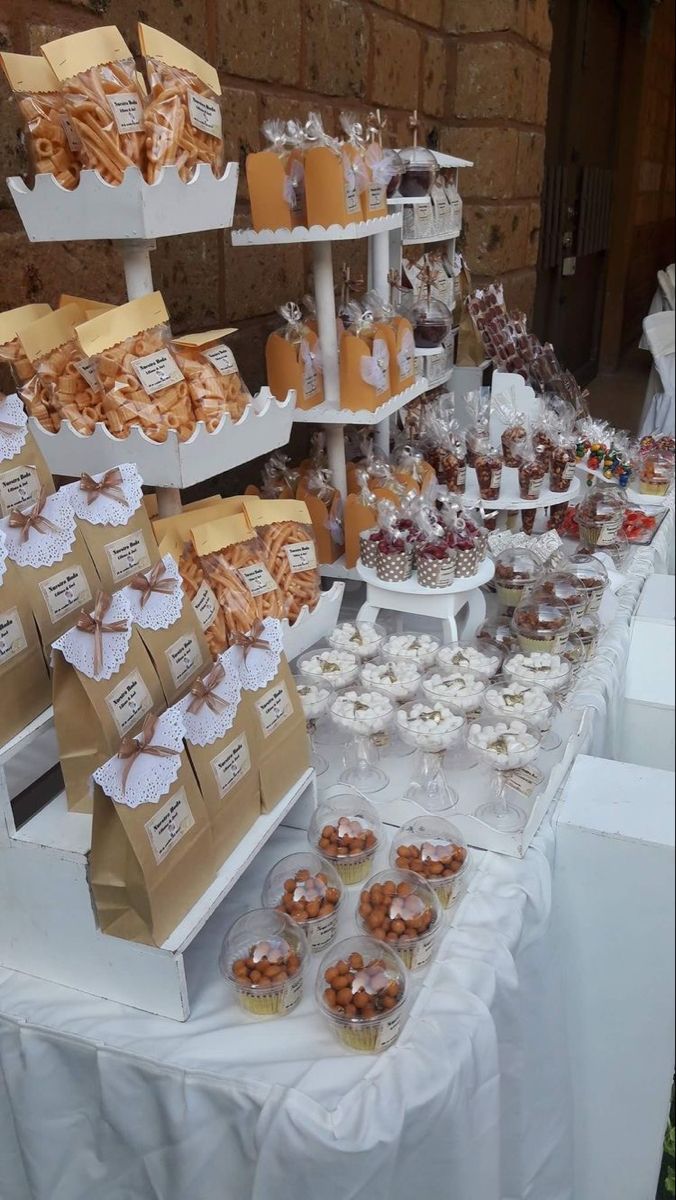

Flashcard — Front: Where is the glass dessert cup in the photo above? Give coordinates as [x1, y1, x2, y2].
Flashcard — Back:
[422, 669, 487, 769]
[296, 642, 359, 748]
[261, 852, 343, 954]
[356, 868, 442, 971]
[360, 657, 422, 759]
[484, 678, 557, 751]
[493, 546, 540, 611]
[219, 909, 306, 1017]
[395, 700, 464, 811]
[577, 486, 626, 550]
[397, 144, 437, 198]
[330, 689, 394, 793]
[329, 620, 386, 661]
[316, 935, 408, 1053]
[436, 640, 502, 680]
[390, 814, 469, 910]
[308, 789, 383, 886]
[503, 650, 572, 750]
[467, 716, 542, 833]
[408, 295, 453, 350]
[294, 676, 331, 775]
[381, 632, 441, 670]
[531, 568, 586, 631]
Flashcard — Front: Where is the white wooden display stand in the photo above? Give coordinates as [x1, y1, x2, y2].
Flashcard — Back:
[554, 754, 675, 1200]
[0, 711, 317, 1020]
[356, 556, 494, 644]
[620, 574, 675, 771]
[281, 581, 345, 660]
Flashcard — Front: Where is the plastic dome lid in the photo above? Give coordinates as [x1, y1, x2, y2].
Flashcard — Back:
[494, 546, 541, 585]
[578, 486, 626, 525]
[566, 552, 609, 591]
[531, 569, 586, 612]
[219, 908, 306, 986]
[261, 852, 343, 916]
[316, 935, 408, 1019]
[356, 867, 441, 944]
[578, 611, 601, 640]
[390, 814, 468, 878]
[512, 593, 573, 639]
[308, 791, 383, 860]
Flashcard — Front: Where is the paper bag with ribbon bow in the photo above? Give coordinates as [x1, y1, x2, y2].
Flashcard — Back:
[0, 539, 51, 743]
[90, 704, 215, 946]
[179, 650, 261, 866]
[265, 302, 324, 411]
[61, 462, 161, 592]
[339, 303, 391, 413]
[123, 553, 212, 705]
[52, 588, 165, 812]
[0, 389, 54, 520]
[304, 110, 362, 228]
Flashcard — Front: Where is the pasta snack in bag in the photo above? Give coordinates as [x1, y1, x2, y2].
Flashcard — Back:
[76, 292, 192, 442]
[41, 26, 146, 184]
[0, 52, 80, 190]
[138, 23, 224, 184]
[0, 304, 52, 426]
[243, 497, 320, 624]
[171, 329, 251, 428]
[154, 506, 229, 656]
[18, 303, 106, 436]
[192, 511, 284, 643]
[266, 302, 323, 411]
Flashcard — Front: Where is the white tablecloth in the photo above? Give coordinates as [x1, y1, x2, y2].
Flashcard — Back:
[0, 502, 672, 1200]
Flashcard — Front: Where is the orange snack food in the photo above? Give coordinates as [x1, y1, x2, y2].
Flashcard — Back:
[243, 497, 321, 624]
[171, 329, 251, 429]
[18, 302, 114, 436]
[322, 952, 403, 1020]
[192, 512, 284, 643]
[0, 53, 80, 190]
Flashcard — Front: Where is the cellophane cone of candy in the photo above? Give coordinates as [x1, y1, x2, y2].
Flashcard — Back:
[518, 447, 547, 501]
[465, 388, 491, 467]
[493, 389, 529, 467]
[475, 446, 503, 501]
[548, 502, 569, 532]
[424, 410, 467, 494]
[521, 508, 536, 535]
[549, 433, 577, 492]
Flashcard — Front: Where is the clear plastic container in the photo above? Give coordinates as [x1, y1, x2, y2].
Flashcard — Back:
[577, 486, 626, 549]
[293, 675, 332, 776]
[512, 593, 572, 653]
[360, 656, 422, 703]
[638, 450, 673, 496]
[436, 641, 502, 679]
[316, 935, 408, 1052]
[309, 791, 383, 885]
[329, 620, 386, 660]
[530, 569, 586, 631]
[565, 552, 609, 613]
[390, 814, 469, 909]
[577, 612, 601, 659]
[219, 909, 306, 1017]
[329, 688, 394, 793]
[381, 632, 440, 669]
[466, 715, 542, 771]
[484, 679, 553, 729]
[476, 617, 519, 657]
[262, 852, 343, 953]
[356, 868, 441, 971]
[494, 546, 540, 609]
[296, 641, 360, 689]
[422, 668, 487, 716]
[396, 699, 464, 752]
[503, 650, 572, 694]
[397, 144, 437, 198]
[409, 294, 453, 350]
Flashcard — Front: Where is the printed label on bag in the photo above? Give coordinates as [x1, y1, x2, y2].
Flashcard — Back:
[74, 357, 100, 392]
[376, 1009, 402, 1051]
[596, 525, 617, 547]
[237, 561, 277, 597]
[0, 464, 41, 517]
[456, 465, 467, 490]
[104, 531, 151, 584]
[210, 732, 251, 798]
[60, 114, 81, 151]
[490, 469, 502, 490]
[284, 541, 317, 573]
[503, 764, 543, 798]
[0, 606, 27, 663]
[188, 89, 222, 138]
[256, 681, 293, 738]
[413, 202, 433, 239]
[39, 566, 92, 624]
[202, 343, 237, 376]
[368, 182, 385, 211]
[145, 786, 195, 866]
[191, 580, 219, 631]
[562, 462, 576, 482]
[280, 974, 304, 1014]
[300, 340, 319, 399]
[165, 633, 202, 690]
[107, 92, 144, 134]
[344, 173, 361, 216]
[527, 479, 543, 499]
[131, 348, 184, 396]
[305, 910, 338, 952]
[105, 668, 153, 736]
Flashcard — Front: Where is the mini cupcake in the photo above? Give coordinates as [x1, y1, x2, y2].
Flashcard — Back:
[356, 870, 441, 971]
[262, 853, 343, 954]
[391, 814, 469, 909]
[494, 546, 540, 609]
[220, 910, 305, 1017]
[309, 794, 382, 886]
[512, 594, 572, 654]
[316, 937, 408, 1052]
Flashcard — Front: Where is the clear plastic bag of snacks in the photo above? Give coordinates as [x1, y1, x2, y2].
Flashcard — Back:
[171, 329, 251, 429]
[139, 24, 224, 184]
[18, 303, 106, 436]
[243, 497, 320, 624]
[192, 511, 284, 642]
[1, 53, 80, 190]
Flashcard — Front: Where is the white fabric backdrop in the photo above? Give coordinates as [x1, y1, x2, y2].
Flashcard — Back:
[0, 503, 671, 1200]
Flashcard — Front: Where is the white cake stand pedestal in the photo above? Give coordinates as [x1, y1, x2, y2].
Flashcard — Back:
[356, 558, 495, 644]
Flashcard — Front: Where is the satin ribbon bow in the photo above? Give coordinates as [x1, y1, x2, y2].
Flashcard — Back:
[76, 591, 129, 677]
[118, 712, 180, 793]
[232, 619, 270, 662]
[129, 559, 176, 608]
[79, 468, 129, 507]
[8, 488, 58, 543]
[187, 660, 229, 715]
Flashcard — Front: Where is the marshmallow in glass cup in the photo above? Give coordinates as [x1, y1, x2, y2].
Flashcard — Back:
[381, 632, 440, 670]
[436, 641, 501, 679]
[422, 668, 487, 716]
[360, 657, 422, 704]
[329, 689, 394, 793]
[329, 621, 385, 661]
[484, 680, 553, 728]
[297, 641, 360, 690]
[294, 675, 332, 776]
[390, 814, 469, 910]
[467, 716, 541, 771]
[396, 700, 463, 753]
[502, 650, 571, 694]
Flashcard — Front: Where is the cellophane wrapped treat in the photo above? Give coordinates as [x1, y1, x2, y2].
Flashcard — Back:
[192, 511, 284, 642]
[76, 292, 192, 442]
[246, 118, 306, 232]
[154, 508, 229, 656]
[493, 390, 528, 467]
[297, 467, 344, 565]
[266, 301, 323, 410]
[260, 451, 300, 500]
[0, 53, 80, 190]
[0, 304, 52, 426]
[339, 110, 389, 221]
[138, 24, 223, 184]
[171, 329, 251, 429]
[243, 497, 321, 624]
[340, 302, 391, 413]
[303, 109, 362, 228]
[18, 302, 112, 435]
[465, 388, 491, 467]
[42, 26, 146, 184]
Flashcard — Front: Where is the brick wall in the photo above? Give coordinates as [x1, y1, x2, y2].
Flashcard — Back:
[0, 0, 552, 394]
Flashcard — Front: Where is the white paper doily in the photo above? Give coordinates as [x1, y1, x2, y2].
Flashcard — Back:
[0, 395, 28, 462]
[0, 529, 7, 584]
[487, 528, 562, 564]
[61, 462, 144, 526]
[1, 490, 76, 569]
[52, 590, 133, 682]
[233, 617, 283, 692]
[93, 706, 186, 809]
[123, 554, 183, 630]
[179, 647, 243, 747]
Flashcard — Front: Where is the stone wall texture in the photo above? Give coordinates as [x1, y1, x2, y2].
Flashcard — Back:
[0, 0, 552, 391]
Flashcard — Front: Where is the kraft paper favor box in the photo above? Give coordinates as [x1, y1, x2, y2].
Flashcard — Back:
[91, 705, 215, 947]
[339, 319, 391, 413]
[0, 541, 51, 745]
[179, 651, 261, 867]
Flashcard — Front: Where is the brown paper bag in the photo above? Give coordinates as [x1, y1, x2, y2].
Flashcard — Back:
[0, 393, 54, 519]
[304, 145, 362, 228]
[181, 655, 261, 867]
[53, 595, 165, 812]
[61, 463, 160, 592]
[90, 718, 215, 947]
[246, 656, 310, 812]
[125, 557, 212, 705]
[0, 555, 51, 744]
[339, 327, 391, 413]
